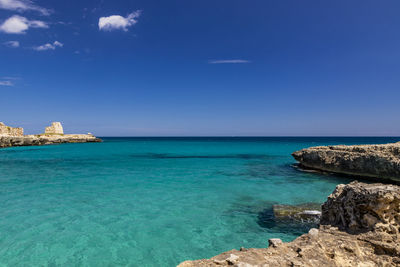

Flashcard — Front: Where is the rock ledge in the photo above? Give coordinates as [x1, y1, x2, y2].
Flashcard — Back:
[292, 142, 400, 182]
[0, 134, 102, 148]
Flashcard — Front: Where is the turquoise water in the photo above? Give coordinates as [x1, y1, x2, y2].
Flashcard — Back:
[0, 137, 398, 266]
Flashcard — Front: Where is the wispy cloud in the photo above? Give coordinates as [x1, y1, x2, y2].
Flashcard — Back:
[3, 40, 19, 47]
[0, 80, 14, 86]
[208, 59, 251, 64]
[99, 11, 141, 31]
[0, 0, 51, 15]
[0, 76, 19, 86]
[0, 15, 48, 34]
[34, 40, 63, 51]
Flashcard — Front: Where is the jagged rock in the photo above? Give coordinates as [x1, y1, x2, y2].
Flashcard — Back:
[321, 181, 400, 233]
[0, 122, 23, 136]
[177, 182, 400, 266]
[292, 142, 400, 182]
[45, 122, 64, 135]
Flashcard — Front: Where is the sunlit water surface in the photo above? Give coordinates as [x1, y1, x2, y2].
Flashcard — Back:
[0, 137, 398, 266]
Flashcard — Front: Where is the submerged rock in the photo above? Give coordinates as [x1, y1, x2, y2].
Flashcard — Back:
[178, 181, 400, 266]
[273, 203, 321, 222]
[292, 142, 400, 182]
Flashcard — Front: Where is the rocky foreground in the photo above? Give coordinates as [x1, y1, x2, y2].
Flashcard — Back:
[178, 181, 400, 266]
[0, 134, 102, 148]
[292, 142, 400, 182]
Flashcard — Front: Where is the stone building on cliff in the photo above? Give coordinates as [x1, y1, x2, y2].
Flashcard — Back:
[45, 122, 64, 135]
[0, 122, 24, 136]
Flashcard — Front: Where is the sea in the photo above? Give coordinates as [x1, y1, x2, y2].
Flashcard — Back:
[0, 137, 398, 266]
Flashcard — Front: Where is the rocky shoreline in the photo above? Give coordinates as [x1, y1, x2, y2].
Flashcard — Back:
[0, 121, 101, 148]
[179, 181, 400, 266]
[179, 142, 400, 266]
[0, 134, 102, 148]
[292, 142, 400, 182]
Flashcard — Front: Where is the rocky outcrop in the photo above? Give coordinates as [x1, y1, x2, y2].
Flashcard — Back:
[45, 122, 64, 135]
[292, 142, 400, 182]
[178, 182, 400, 266]
[0, 121, 101, 148]
[0, 122, 23, 136]
[0, 134, 101, 148]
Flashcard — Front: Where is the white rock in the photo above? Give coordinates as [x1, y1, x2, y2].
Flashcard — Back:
[45, 122, 64, 135]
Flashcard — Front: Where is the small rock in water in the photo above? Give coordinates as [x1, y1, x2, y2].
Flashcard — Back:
[273, 203, 321, 222]
[268, 238, 283, 248]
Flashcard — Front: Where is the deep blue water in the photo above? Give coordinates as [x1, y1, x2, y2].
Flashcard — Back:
[0, 137, 398, 266]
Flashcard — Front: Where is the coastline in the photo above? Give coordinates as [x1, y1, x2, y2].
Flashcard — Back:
[0, 134, 102, 148]
[0, 122, 102, 148]
[1, 136, 399, 265]
[178, 142, 400, 266]
[179, 181, 400, 266]
[292, 142, 400, 182]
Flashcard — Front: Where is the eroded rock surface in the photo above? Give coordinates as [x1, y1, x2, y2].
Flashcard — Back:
[292, 142, 400, 182]
[0, 122, 23, 136]
[0, 134, 101, 148]
[178, 182, 400, 266]
[45, 122, 64, 135]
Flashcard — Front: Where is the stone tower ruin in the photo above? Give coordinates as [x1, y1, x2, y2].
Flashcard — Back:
[45, 122, 64, 135]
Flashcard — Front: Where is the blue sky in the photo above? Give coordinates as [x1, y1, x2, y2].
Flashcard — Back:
[0, 0, 399, 136]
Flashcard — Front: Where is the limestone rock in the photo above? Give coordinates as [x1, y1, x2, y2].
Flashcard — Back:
[273, 203, 321, 222]
[292, 142, 400, 182]
[177, 182, 400, 266]
[45, 122, 64, 135]
[268, 238, 283, 248]
[0, 121, 101, 148]
[321, 181, 400, 233]
[0, 134, 102, 148]
[0, 122, 23, 136]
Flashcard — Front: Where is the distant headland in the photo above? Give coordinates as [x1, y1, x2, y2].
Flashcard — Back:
[0, 122, 102, 148]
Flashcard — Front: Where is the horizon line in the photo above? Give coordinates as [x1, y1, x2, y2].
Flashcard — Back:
[94, 135, 400, 138]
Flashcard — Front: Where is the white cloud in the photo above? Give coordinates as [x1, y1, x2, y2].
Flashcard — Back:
[34, 40, 63, 51]
[99, 11, 141, 31]
[209, 59, 251, 64]
[0, 80, 13, 86]
[0, 15, 48, 34]
[4, 40, 19, 47]
[0, 0, 51, 15]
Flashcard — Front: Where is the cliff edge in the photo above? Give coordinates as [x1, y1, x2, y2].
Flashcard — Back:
[292, 142, 400, 182]
[178, 181, 400, 266]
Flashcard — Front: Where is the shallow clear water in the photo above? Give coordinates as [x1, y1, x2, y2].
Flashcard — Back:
[0, 137, 398, 266]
